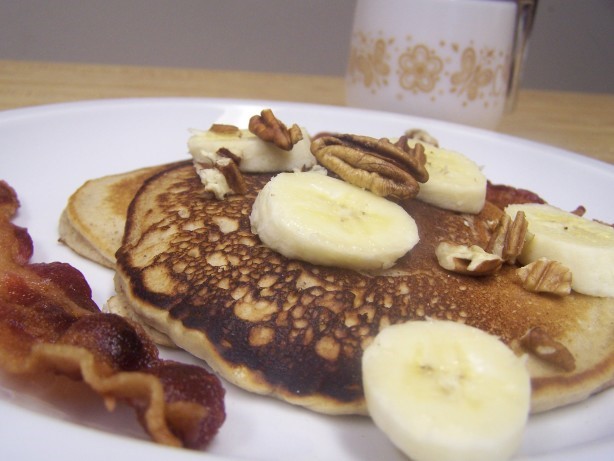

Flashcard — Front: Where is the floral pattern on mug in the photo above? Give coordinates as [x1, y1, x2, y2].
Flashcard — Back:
[451, 47, 494, 101]
[398, 44, 443, 93]
[348, 34, 392, 91]
[348, 32, 510, 109]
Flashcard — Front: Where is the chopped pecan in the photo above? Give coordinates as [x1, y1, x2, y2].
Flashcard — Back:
[435, 241, 503, 276]
[310, 134, 428, 200]
[519, 327, 576, 372]
[248, 109, 303, 151]
[216, 157, 247, 195]
[516, 258, 572, 296]
[194, 156, 247, 200]
[209, 123, 240, 135]
[217, 147, 242, 166]
[570, 205, 586, 217]
[486, 211, 528, 264]
[404, 128, 439, 147]
[486, 214, 509, 257]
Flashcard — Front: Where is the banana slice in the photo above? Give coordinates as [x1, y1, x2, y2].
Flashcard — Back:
[505, 203, 614, 297]
[188, 127, 316, 172]
[405, 139, 486, 214]
[362, 320, 531, 461]
[250, 171, 419, 271]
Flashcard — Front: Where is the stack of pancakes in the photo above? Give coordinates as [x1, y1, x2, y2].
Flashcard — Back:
[60, 161, 614, 415]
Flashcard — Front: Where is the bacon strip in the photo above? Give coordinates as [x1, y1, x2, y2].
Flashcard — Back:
[486, 181, 546, 210]
[0, 180, 225, 449]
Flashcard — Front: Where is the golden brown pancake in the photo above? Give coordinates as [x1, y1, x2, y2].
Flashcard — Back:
[59, 163, 188, 343]
[59, 163, 184, 268]
[113, 162, 614, 414]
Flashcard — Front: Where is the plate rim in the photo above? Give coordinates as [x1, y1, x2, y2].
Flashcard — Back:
[1, 96, 612, 461]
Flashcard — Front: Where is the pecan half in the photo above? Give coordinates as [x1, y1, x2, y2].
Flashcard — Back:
[486, 211, 528, 264]
[248, 109, 303, 151]
[519, 327, 576, 372]
[516, 258, 572, 296]
[435, 241, 503, 276]
[391, 136, 429, 182]
[310, 134, 428, 200]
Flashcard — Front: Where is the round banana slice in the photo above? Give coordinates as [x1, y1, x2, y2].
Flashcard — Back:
[188, 127, 316, 173]
[250, 171, 419, 271]
[406, 139, 487, 214]
[505, 203, 614, 297]
[362, 320, 531, 461]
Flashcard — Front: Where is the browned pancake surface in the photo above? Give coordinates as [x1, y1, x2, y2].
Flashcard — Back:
[60, 163, 185, 267]
[116, 163, 614, 414]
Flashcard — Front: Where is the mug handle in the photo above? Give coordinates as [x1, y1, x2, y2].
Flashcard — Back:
[505, 0, 539, 113]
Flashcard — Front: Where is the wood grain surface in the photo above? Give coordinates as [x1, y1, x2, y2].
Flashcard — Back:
[1, 60, 612, 164]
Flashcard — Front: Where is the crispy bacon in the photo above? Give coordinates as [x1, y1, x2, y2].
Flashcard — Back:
[486, 181, 546, 210]
[0, 181, 225, 449]
[486, 181, 614, 227]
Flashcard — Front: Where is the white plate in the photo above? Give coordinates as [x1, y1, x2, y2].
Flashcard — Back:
[1, 98, 613, 461]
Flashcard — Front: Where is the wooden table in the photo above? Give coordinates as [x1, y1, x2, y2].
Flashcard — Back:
[1, 60, 613, 165]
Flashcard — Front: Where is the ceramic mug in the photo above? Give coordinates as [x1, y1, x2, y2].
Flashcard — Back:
[345, 0, 537, 129]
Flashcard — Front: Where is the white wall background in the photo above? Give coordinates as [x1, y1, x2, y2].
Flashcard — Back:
[1, 0, 612, 93]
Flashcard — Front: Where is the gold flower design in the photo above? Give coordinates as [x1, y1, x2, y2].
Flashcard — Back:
[398, 44, 443, 93]
[349, 37, 391, 89]
[450, 47, 494, 101]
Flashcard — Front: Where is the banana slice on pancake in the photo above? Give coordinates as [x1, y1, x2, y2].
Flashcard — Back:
[506, 203, 614, 297]
[362, 320, 531, 461]
[250, 171, 419, 271]
[404, 139, 487, 214]
[188, 126, 316, 172]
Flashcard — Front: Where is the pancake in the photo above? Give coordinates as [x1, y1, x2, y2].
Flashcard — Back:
[107, 280, 175, 347]
[114, 162, 614, 414]
[59, 163, 184, 268]
[59, 162, 190, 344]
